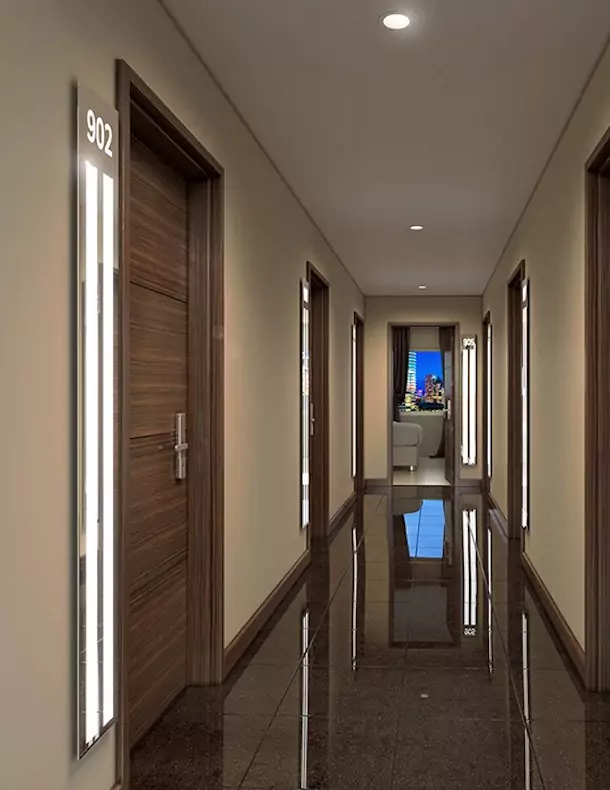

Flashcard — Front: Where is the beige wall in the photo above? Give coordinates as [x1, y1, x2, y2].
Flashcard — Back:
[0, 1, 362, 788]
[364, 297, 483, 482]
[483, 42, 610, 650]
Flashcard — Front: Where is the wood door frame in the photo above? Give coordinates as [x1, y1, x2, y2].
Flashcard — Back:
[507, 261, 526, 542]
[585, 127, 610, 691]
[387, 322, 459, 486]
[354, 312, 365, 493]
[116, 61, 224, 787]
[482, 311, 492, 494]
[307, 262, 330, 537]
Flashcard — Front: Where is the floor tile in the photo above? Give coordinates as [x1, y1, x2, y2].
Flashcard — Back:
[242, 714, 396, 789]
[392, 718, 544, 789]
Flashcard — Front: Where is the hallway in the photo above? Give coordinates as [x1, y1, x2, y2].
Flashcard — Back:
[130, 491, 610, 789]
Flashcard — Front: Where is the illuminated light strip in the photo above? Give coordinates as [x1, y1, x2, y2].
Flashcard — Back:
[351, 323, 357, 479]
[84, 161, 100, 745]
[101, 174, 114, 725]
[301, 290, 310, 528]
[461, 338, 477, 466]
[487, 323, 492, 479]
[522, 285, 529, 529]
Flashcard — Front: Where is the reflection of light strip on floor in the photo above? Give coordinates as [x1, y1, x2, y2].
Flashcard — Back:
[522, 611, 531, 790]
[462, 510, 478, 635]
[487, 525, 493, 673]
[351, 525, 358, 670]
[300, 609, 310, 789]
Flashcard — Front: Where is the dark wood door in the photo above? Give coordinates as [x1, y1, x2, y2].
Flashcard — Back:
[354, 315, 364, 493]
[127, 136, 189, 746]
[443, 328, 456, 484]
[309, 267, 329, 538]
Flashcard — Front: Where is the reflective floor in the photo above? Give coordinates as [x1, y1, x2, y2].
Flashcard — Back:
[131, 490, 610, 789]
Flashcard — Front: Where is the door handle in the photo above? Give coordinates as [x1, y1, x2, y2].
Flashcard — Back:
[174, 412, 188, 480]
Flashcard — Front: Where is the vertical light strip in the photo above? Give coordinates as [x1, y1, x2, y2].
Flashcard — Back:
[300, 610, 310, 789]
[461, 338, 477, 466]
[486, 323, 492, 479]
[101, 173, 114, 725]
[84, 161, 100, 745]
[522, 282, 529, 529]
[351, 323, 357, 479]
[469, 343, 476, 463]
[301, 285, 310, 529]
[461, 345, 469, 464]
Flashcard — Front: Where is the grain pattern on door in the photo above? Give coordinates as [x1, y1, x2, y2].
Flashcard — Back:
[127, 137, 189, 747]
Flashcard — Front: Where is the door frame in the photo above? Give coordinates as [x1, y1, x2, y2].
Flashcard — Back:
[116, 61, 225, 786]
[482, 311, 492, 494]
[507, 261, 526, 541]
[353, 312, 365, 493]
[307, 262, 330, 537]
[387, 322, 459, 486]
[585, 126, 610, 691]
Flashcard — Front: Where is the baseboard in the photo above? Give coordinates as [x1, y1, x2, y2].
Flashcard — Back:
[328, 490, 357, 538]
[456, 478, 482, 491]
[223, 548, 311, 678]
[488, 494, 509, 539]
[521, 552, 586, 684]
[365, 478, 390, 492]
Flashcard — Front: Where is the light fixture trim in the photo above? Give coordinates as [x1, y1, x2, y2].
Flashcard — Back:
[382, 12, 411, 30]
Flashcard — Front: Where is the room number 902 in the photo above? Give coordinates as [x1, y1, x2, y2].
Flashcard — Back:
[86, 109, 113, 157]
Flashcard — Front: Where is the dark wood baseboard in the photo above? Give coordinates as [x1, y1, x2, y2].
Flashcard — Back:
[456, 477, 482, 491]
[365, 478, 390, 491]
[488, 494, 509, 539]
[521, 552, 586, 684]
[223, 549, 311, 678]
[328, 491, 357, 538]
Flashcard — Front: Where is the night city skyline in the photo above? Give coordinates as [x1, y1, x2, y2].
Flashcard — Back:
[413, 351, 443, 392]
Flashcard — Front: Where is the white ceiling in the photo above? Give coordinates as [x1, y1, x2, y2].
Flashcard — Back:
[164, 0, 610, 295]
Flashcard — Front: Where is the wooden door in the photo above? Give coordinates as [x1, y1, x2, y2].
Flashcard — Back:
[482, 313, 492, 493]
[354, 314, 365, 493]
[508, 263, 526, 540]
[443, 327, 456, 484]
[127, 136, 189, 746]
[309, 266, 329, 538]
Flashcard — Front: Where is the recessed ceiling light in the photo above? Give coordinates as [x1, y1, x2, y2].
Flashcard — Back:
[382, 12, 411, 30]
[418, 285, 427, 290]
[410, 224, 424, 231]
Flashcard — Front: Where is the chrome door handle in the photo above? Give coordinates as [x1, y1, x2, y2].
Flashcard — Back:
[175, 413, 188, 480]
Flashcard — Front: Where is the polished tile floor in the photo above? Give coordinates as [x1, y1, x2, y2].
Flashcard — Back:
[393, 458, 450, 486]
[131, 490, 610, 789]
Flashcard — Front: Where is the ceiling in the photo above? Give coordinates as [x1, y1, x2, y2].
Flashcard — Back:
[164, 0, 610, 295]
